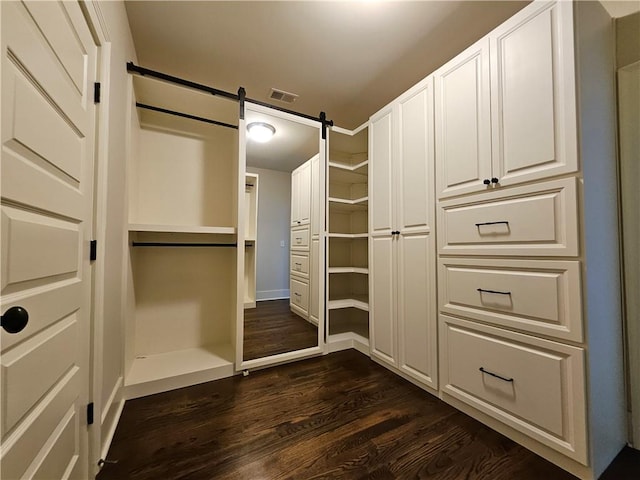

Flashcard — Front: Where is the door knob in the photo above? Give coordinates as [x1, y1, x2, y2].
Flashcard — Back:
[1, 306, 29, 334]
[491, 177, 499, 184]
[483, 179, 491, 185]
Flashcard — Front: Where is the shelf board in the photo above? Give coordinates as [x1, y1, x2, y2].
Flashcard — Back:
[328, 295, 369, 312]
[328, 267, 369, 274]
[129, 223, 236, 235]
[327, 233, 368, 239]
[329, 159, 368, 172]
[124, 343, 234, 399]
[328, 196, 368, 205]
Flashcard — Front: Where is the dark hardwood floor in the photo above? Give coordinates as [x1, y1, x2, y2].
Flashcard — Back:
[243, 299, 317, 361]
[98, 350, 639, 480]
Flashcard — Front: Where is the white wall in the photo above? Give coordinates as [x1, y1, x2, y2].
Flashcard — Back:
[247, 167, 291, 300]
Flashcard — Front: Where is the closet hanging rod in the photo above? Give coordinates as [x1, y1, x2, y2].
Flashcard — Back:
[132, 242, 238, 248]
[127, 62, 238, 101]
[136, 103, 238, 130]
[126, 62, 334, 128]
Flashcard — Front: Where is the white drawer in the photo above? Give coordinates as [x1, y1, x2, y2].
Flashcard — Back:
[290, 226, 310, 250]
[439, 258, 582, 342]
[438, 177, 578, 256]
[290, 251, 309, 278]
[441, 315, 587, 464]
[290, 277, 309, 314]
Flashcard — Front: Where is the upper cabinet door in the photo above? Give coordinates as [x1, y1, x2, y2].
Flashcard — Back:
[291, 161, 311, 226]
[490, 1, 577, 187]
[298, 160, 312, 225]
[397, 77, 435, 233]
[435, 38, 492, 200]
[370, 107, 395, 235]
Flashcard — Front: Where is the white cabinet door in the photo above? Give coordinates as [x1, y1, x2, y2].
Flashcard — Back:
[370, 107, 395, 235]
[435, 38, 492, 199]
[291, 167, 300, 226]
[370, 235, 396, 365]
[397, 232, 438, 390]
[397, 78, 434, 233]
[490, 0, 577, 187]
[0, 2, 97, 478]
[291, 160, 311, 226]
[298, 160, 311, 226]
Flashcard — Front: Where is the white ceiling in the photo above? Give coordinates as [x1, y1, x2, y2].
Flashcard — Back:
[124, 0, 532, 129]
[245, 107, 320, 172]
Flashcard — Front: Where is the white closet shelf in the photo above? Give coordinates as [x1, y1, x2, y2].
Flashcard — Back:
[328, 267, 369, 274]
[124, 343, 234, 399]
[327, 233, 368, 239]
[328, 295, 369, 311]
[329, 159, 368, 172]
[328, 196, 368, 212]
[129, 223, 237, 235]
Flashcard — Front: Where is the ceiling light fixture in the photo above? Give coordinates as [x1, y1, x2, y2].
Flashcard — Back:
[247, 122, 276, 143]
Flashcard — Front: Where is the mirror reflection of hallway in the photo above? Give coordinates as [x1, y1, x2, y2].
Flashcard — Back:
[242, 106, 322, 363]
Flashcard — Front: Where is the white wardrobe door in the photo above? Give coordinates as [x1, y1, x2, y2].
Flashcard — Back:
[370, 235, 396, 365]
[370, 108, 394, 235]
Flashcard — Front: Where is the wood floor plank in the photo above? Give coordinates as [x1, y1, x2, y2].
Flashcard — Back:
[98, 350, 639, 480]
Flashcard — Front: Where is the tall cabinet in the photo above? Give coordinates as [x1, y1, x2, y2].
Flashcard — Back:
[369, 77, 438, 391]
[290, 155, 320, 324]
[433, 2, 623, 479]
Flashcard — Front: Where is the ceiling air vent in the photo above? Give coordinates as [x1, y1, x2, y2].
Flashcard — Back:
[269, 88, 298, 104]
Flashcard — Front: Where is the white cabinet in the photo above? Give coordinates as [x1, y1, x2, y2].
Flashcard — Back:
[369, 77, 438, 391]
[291, 160, 311, 226]
[290, 155, 320, 323]
[435, 0, 578, 200]
[435, 2, 624, 479]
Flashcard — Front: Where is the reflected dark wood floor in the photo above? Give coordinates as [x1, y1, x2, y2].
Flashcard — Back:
[96, 350, 638, 480]
[243, 299, 317, 361]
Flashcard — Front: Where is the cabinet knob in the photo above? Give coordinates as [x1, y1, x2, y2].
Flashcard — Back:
[1, 306, 29, 334]
[491, 177, 499, 184]
[483, 179, 491, 185]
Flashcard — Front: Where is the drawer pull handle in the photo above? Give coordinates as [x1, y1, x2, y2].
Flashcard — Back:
[475, 221, 509, 227]
[295, 262, 302, 266]
[477, 288, 511, 296]
[479, 367, 513, 383]
[294, 293, 301, 297]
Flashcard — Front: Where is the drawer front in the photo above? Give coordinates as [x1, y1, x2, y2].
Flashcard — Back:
[438, 177, 578, 256]
[439, 258, 582, 342]
[441, 315, 587, 464]
[290, 277, 309, 313]
[290, 252, 309, 278]
[291, 227, 310, 250]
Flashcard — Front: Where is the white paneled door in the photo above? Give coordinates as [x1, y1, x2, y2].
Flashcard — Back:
[1, 1, 98, 479]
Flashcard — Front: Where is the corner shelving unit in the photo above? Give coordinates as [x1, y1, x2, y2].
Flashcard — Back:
[124, 74, 239, 399]
[326, 126, 369, 354]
